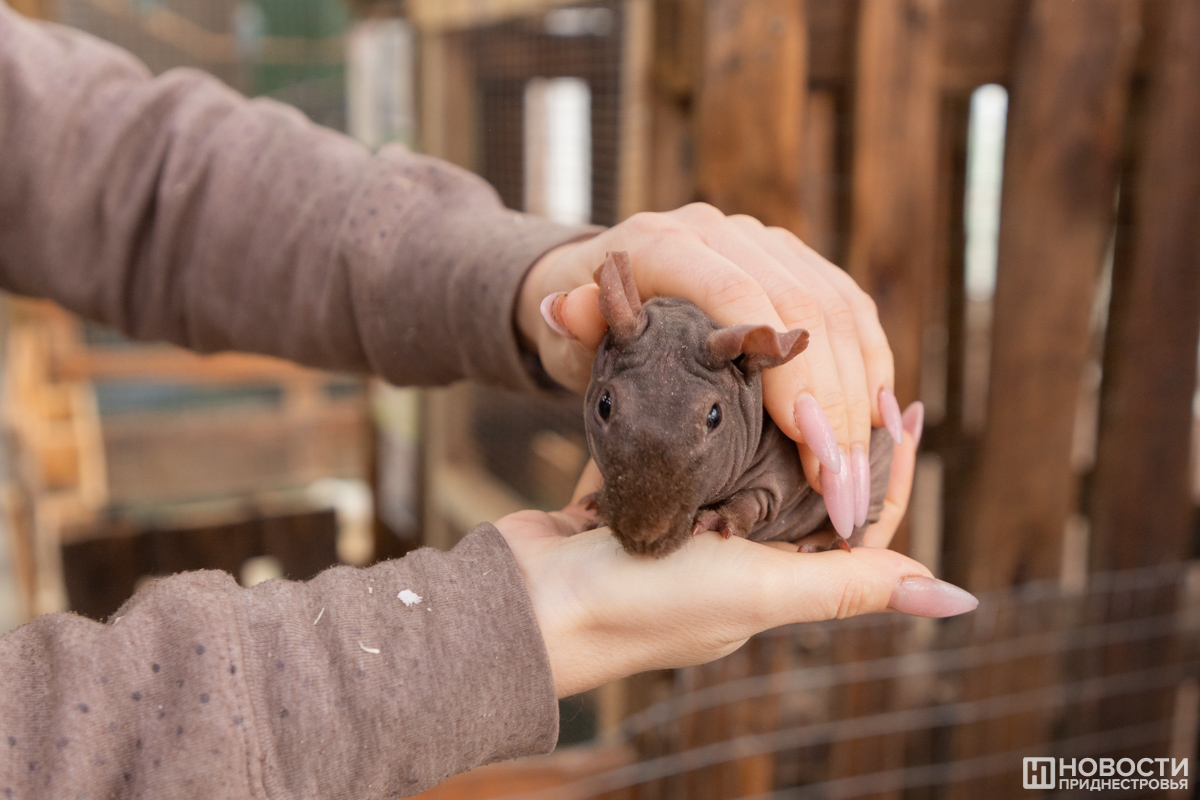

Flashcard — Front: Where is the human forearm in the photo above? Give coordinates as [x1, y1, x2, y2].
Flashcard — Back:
[0, 3, 588, 390]
[0, 526, 557, 799]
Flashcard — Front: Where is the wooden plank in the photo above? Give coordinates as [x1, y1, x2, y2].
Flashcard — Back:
[796, 89, 839, 262]
[696, 0, 808, 233]
[1088, 0, 1200, 572]
[648, 0, 702, 212]
[948, 3, 1141, 793]
[408, 0, 578, 33]
[845, 0, 943, 538]
[418, 31, 477, 170]
[54, 348, 329, 385]
[956, 0, 1139, 594]
[1080, 0, 1200, 765]
[100, 404, 368, 506]
[830, 5, 944, 793]
[617, 0, 654, 220]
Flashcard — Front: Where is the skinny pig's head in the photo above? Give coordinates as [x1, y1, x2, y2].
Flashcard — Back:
[583, 252, 809, 556]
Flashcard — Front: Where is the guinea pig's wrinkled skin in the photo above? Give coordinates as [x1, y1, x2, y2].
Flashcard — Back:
[583, 251, 894, 557]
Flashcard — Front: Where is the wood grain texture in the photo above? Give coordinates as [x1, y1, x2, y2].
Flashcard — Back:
[955, 0, 1140, 595]
[1089, 0, 1200, 572]
[948, 4, 1141, 794]
[846, 0, 943, 414]
[696, 0, 807, 232]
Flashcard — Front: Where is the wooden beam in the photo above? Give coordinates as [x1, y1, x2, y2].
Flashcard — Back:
[1089, 0, 1200, 571]
[956, 0, 1140, 594]
[846, 0, 943, 417]
[617, 0, 654, 220]
[696, 0, 808, 233]
[948, 2, 1140, 790]
[647, 0, 703, 212]
[408, 0, 578, 32]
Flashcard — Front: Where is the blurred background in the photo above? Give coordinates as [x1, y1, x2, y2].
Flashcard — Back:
[5, 0, 1200, 797]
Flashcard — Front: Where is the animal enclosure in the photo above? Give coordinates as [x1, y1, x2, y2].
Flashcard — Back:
[5, 0, 1200, 796]
[409, 0, 1200, 796]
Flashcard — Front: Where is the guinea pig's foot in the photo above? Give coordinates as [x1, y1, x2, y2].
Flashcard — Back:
[577, 492, 600, 512]
[794, 529, 851, 553]
[691, 505, 754, 540]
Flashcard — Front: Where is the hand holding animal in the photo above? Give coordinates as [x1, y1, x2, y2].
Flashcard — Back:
[583, 252, 894, 557]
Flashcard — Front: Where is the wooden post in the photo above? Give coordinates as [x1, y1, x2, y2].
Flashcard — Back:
[1079, 0, 1200, 764]
[1088, 0, 1200, 573]
[796, 90, 840, 262]
[954, 0, 1140, 594]
[846, 0, 943, 413]
[648, 0, 703, 213]
[696, 0, 808, 233]
[617, 0, 654, 220]
[947, 2, 1140, 792]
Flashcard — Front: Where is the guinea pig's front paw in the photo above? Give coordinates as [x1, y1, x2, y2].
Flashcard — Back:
[794, 529, 852, 553]
[691, 508, 747, 540]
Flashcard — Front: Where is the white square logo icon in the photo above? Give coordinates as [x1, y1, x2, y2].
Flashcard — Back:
[1024, 757, 1055, 789]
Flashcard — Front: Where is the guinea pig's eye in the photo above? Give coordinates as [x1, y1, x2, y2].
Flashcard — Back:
[706, 403, 722, 431]
[598, 391, 612, 421]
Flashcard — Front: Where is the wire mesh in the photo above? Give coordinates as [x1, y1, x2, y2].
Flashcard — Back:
[493, 563, 1200, 800]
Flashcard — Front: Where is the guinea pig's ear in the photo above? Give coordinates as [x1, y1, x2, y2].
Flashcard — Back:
[593, 251, 647, 341]
[708, 325, 809, 373]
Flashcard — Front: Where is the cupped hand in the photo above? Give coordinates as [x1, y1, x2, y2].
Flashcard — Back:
[494, 402, 974, 698]
[517, 204, 905, 539]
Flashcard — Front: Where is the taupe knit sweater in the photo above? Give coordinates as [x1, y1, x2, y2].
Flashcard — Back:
[0, 3, 589, 797]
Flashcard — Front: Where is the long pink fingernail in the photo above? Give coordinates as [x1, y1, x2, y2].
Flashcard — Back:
[851, 444, 869, 529]
[794, 393, 842, 474]
[902, 401, 925, 447]
[822, 458, 855, 539]
[539, 292, 575, 339]
[888, 576, 978, 617]
[879, 387, 903, 444]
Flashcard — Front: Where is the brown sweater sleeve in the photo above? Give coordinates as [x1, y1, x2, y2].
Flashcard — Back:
[0, 3, 593, 390]
[0, 525, 558, 799]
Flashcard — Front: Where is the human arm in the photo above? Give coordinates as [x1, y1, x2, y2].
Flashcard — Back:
[0, 2, 591, 392]
[0, 528, 557, 799]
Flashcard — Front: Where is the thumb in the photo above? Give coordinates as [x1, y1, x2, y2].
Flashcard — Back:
[557, 283, 607, 351]
[753, 546, 977, 627]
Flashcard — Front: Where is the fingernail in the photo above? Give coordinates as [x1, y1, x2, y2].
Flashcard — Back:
[888, 576, 978, 617]
[794, 393, 842, 474]
[822, 458, 855, 539]
[851, 444, 869, 529]
[879, 387, 903, 444]
[903, 401, 925, 447]
[539, 292, 575, 340]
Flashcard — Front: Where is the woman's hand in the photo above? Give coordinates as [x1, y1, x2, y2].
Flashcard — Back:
[517, 204, 905, 539]
[494, 402, 973, 698]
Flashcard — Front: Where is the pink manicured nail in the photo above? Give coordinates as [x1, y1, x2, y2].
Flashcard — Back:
[879, 387, 903, 444]
[888, 576, 978, 617]
[903, 401, 925, 447]
[851, 444, 870, 529]
[539, 292, 574, 340]
[822, 458, 855, 539]
[794, 393, 842, 474]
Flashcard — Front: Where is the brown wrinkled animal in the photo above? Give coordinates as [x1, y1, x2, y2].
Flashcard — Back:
[583, 251, 893, 557]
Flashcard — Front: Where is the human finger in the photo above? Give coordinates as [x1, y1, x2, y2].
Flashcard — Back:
[748, 545, 975, 627]
[772, 229, 898, 436]
[860, 402, 924, 549]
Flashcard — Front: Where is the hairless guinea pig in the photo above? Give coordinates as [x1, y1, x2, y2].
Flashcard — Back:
[582, 251, 894, 557]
